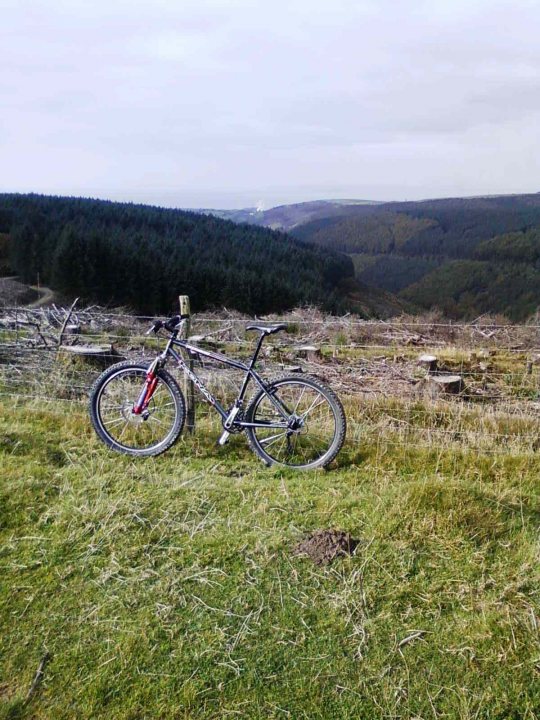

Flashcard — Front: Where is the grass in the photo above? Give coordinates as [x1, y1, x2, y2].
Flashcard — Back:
[1, 398, 540, 719]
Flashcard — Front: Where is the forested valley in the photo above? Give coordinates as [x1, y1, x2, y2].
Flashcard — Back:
[290, 194, 540, 320]
[0, 194, 354, 315]
[4, 192, 540, 320]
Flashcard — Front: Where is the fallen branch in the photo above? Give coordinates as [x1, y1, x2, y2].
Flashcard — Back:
[397, 630, 427, 650]
[25, 650, 51, 703]
[58, 297, 79, 347]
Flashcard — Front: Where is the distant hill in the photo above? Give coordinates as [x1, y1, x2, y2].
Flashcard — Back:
[0, 194, 404, 317]
[195, 193, 540, 319]
[288, 194, 540, 320]
[10, 191, 537, 319]
[197, 199, 383, 231]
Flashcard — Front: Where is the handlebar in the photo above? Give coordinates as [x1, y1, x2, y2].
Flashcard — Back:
[145, 315, 189, 336]
[145, 320, 163, 335]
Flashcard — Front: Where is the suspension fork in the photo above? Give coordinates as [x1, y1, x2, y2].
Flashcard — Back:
[132, 358, 162, 415]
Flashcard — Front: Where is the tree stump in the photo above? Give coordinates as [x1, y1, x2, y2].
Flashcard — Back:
[417, 354, 438, 373]
[421, 373, 465, 399]
[296, 345, 321, 362]
[283, 365, 302, 373]
[188, 335, 219, 351]
[58, 344, 124, 369]
[64, 324, 81, 335]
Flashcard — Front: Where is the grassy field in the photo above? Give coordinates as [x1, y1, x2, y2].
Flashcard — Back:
[1, 398, 540, 719]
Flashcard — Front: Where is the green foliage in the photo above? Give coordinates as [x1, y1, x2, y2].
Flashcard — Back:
[0, 233, 10, 276]
[293, 194, 540, 320]
[401, 259, 540, 320]
[294, 211, 437, 254]
[294, 195, 540, 258]
[354, 254, 442, 293]
[475, 227, 540, 263]
[0, 194, 354, 315]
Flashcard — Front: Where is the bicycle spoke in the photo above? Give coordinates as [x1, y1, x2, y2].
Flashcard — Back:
[301, 396, 326, 419]
[292, 385, 307, 414]
[102, 416, 128, 428]
[96, 368, 179, 452]
[148, 416, 167, 427]
[117, 418, 131, 441]
[249, 379, 339, 468]
[260, 430, 289, 448]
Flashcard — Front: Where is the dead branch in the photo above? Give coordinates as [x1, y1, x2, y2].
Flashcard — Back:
[57, 297, 79, 346]
[25, 650, 51, 703]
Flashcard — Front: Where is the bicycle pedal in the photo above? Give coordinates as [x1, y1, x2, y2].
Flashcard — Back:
[218, 430, 231, 446]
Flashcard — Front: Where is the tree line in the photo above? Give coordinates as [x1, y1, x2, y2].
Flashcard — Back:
[0, 194, 354, 315]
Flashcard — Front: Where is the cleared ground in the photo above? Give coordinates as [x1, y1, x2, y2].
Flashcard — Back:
[1, 398, 539, 719]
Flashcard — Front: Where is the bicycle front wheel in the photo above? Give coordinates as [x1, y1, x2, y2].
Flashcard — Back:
[245, 375, 346, 469]
[89, 361, 185, 457]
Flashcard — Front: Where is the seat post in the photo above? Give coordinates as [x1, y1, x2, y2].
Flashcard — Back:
[249, 332, 266, 370]
[235, 332, 266, 409]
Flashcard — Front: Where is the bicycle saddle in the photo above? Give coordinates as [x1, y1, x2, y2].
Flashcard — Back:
[245, 323, 286, 335]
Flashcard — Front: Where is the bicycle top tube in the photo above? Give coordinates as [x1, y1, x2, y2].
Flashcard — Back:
[170, 337, 250, 372]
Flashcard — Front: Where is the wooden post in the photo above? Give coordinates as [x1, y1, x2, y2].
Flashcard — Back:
[179, 295, 195, 433]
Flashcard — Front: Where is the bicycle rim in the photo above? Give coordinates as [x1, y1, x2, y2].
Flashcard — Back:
[248, 379, 341, 468]
[95, 367, 179, 452]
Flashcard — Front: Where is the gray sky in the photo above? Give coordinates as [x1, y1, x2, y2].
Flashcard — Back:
[2, 0, 540, 209]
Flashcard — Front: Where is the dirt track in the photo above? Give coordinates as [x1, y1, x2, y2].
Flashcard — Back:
[0, 277, 54, 307]
[27, 284, 54, 307]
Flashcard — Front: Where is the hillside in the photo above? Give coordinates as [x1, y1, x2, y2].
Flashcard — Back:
[289, 194, 540, 320]
[3, 400, 539, 720]
[198, 199, 382, 231]
[6, 192, 540, 320]
[0, 194, 359, 316]
[2, 305, 540, 718]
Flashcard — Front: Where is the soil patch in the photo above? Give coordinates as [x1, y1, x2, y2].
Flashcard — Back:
[292, 529, 359, 565]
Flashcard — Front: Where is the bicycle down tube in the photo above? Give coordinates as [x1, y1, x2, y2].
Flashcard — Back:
[166, 338, 291, 429]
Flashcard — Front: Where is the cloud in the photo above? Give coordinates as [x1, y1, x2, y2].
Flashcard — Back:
[2, 0, 540, 207]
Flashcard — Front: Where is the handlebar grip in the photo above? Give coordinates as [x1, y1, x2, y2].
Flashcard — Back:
[164, 315, 182, 332]
[145, 320, 163, 335]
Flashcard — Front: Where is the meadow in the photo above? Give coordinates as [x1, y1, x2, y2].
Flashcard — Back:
[1, 390, 539, 719]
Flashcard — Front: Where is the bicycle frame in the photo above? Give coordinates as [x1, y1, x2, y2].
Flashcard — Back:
[153, 332, 292, 430]
[90, 318, 345, 468]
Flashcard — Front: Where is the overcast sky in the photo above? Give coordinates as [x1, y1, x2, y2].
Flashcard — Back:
[2, 0, 540, 209]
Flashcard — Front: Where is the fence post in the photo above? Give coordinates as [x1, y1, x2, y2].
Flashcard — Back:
[179, 295, 196, 433]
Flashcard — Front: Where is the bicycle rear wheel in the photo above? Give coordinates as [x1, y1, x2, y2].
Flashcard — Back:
[89, 361, 185, 456]
[245, 375, 346, 469]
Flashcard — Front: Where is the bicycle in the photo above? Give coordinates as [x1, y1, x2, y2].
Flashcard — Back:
[88, 315, 346, 469]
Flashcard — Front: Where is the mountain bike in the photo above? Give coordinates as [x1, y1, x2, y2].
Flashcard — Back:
[88, 315, 346, 469]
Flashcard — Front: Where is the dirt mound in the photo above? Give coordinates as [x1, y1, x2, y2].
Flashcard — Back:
[293, 529, 359, 565]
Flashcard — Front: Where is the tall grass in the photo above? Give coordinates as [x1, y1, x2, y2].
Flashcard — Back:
[1, 399, 539, 719]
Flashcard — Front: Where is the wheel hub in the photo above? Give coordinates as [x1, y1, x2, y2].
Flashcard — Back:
[122, 402, 149, 423]
[288, 414, 305, 432]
